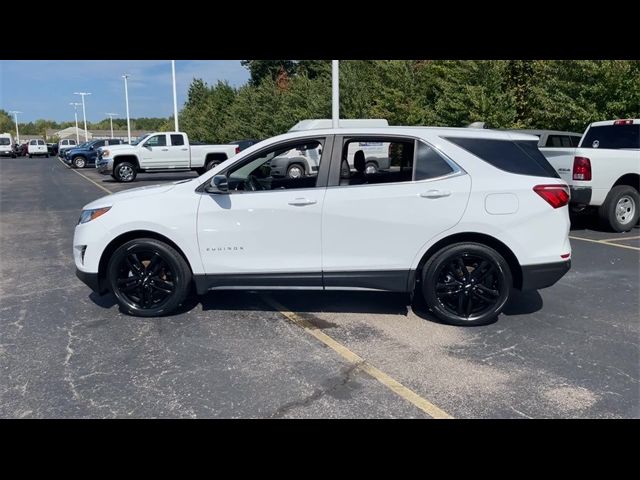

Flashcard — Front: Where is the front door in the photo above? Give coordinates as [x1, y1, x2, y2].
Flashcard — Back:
[141, 134, 171, 169]
[196, 136, 333, 288]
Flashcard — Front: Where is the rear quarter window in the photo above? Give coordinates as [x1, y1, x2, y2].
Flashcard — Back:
[444, 137, 560, 178]
[581, 124, 640, 149]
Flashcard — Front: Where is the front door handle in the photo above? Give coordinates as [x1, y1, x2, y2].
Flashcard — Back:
[288, 198, 317, 206]
[161, 148, 169, 151]
[420, 189, 451, 199]
[180, 148, 188, 151]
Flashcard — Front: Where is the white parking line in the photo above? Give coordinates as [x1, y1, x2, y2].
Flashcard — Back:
[569, 235, 640, 251]
[58, 157, 113, 195]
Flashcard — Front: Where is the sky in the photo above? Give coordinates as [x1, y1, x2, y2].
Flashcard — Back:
[0, 60, 250, 122]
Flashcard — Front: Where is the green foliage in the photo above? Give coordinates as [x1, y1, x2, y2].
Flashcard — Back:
[0, 109, 14, 134]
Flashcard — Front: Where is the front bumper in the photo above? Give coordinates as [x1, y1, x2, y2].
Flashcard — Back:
[0, 150, 14, 157]
[96, 158, 113, 174]
[520, 260, 571, 290]
[569, 186, 592, 205]
[75, 268, 103, 294]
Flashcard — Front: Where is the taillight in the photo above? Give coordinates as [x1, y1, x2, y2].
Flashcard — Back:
[235, 146, 241, 154]
[533, 184, 570, 209]
[573, 156, 591, 181]
[614, 119, 633, 126]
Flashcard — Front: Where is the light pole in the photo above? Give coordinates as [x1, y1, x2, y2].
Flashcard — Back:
[105, 113, 119, 139]
[332, 60, 339, 128]
[171, 60, 179, 131]
[122, 74, 131, 144]
[9, 110, 21, 143]
[73, 92, 91, 142]
[69, 103, 81, 143]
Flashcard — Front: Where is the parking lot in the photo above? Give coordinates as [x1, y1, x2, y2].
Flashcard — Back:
[0, 156, 638, 418]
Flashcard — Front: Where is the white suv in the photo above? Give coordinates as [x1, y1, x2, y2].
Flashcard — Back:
[73, 126, 571, 326]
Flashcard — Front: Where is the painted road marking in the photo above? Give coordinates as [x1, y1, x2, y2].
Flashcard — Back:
[569, 235, 640, 251]
[58, 157, 113, 195]
[262, 294, 454, 419]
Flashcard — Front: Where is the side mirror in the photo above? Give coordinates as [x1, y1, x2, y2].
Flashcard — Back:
[205, 174, 229, 194]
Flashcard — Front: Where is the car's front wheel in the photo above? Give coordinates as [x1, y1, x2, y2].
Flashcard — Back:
[107, 238, 192, 317]
[421, 242, 512, 326]
[114, 162, 137, 182]
[72, 156, 86, 168]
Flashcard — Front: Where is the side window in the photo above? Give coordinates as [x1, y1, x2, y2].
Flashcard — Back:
[570, 136, 581, 147]
[339, 138, 414, 186]
[30, 140, 37, 145]
[108, 139, 121, 145]
[38, 140, 45, 146]
[170, 134, 185, 146]
[145, 135, 167, 147]
[70, 140, 77, 146]
[224, 139, 325, 192]
[415, 142, 454, 180]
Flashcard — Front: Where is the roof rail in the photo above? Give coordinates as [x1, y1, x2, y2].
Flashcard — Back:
[289, 119, 389, 132]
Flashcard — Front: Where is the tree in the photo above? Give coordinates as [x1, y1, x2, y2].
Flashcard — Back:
[241, 60, 297, 86]
[0, 109, 14, 134]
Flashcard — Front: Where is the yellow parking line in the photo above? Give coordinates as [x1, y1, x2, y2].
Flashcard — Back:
[598, 235, 640, 243]
[569, 235, 640, 251]
[58, 157, 113, 195]
[261, 294, 454, 419]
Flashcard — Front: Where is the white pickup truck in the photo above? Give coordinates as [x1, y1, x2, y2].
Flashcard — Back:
[542, 119, 639, 232]
[96, 132, 239, 182]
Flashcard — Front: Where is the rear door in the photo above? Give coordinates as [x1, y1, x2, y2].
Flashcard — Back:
[321, 135, 471, 290]
[168, 134, 190, 168]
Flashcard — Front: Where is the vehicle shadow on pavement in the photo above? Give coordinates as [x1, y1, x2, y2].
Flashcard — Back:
[569, 210, 640, 233]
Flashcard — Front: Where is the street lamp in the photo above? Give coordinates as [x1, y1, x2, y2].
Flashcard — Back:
[69, 103, 81, 143]
[105, 113, 119, 139]
[122, 74, 131, 144]
[332, 60, 339, 128]
[171, 60, 179, 131]
[8, 110, 21, 143]
[73, 92, 91, 142]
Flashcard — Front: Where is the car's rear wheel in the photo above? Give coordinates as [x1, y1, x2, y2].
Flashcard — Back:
[287, 163, 304, 179]
[598, 185, 639, 232]
[114, 162, 136, 182]
[421, 242, 512, 326]
[206, 160, 221, 171]
[107, 238, 192, 317]
[365, 162, 378, 174]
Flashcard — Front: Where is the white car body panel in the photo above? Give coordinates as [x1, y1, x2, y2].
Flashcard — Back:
[28, 139, 47, 155]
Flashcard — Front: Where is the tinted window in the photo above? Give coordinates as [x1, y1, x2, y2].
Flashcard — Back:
[569, 136, 581, 147]
[170, 134, 185, 146]
[30, 140, 36, 145]
[108, 139, 122, 145]
[445, 137, 559, 178]
[0, 138, 10, 145]
[37, 140, 45, 146]
[340, 138, 414, 186]
[224, 139, 325, 191]
[145, 135, 167, 147]
[581, 124, 640, 149]
[415, 142, 454, 180]
[546, 135, 572, 148]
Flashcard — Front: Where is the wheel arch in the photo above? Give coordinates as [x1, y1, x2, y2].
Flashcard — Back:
[113, 154, 140, 169]
[205, 152, 228, 165]
[612, 173, 640, 192]
[411, 232, 523, 292]
[97, 230, 194, 293]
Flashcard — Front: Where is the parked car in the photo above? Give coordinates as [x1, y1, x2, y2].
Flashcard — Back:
[0, 133, 16, 158]
[75, 123, 571, 326]
[58, 138, 78, 157]
[228, 139, 262, 152]
[27, 139, 48, 158]
[541, 119, 639, 231]
[65, 138, 125, 168]
[47, 143, 58, 156]
[96, 132, 239, 182]
[14, 143, 28, 157]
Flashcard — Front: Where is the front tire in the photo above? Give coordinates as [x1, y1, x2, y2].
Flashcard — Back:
[72, 156, 86, 168]
[421, 242, 512, 326]
[287, 163, 305, 179]
[598, 185, 639, 232]
[114, 161, 137, 182]
[107, 238, 192, 317]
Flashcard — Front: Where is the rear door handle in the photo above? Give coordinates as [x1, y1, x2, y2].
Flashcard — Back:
[180, 148, 188, 151]
[420, 189, 451, 199]
[161, 148, 169, 151]
[288, 198, 317, 206]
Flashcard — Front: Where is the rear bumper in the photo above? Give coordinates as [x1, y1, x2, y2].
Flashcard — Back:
[520, 260, 571, 290]
[569, 186, 592, 205]
[75, 268, 103, 294]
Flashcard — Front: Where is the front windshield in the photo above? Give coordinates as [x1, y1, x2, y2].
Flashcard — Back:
[131, 134, 150, 146]
[76, 142, 90, 149]
[0, 138, 11, 146]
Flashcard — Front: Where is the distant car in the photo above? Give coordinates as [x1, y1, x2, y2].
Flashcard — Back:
[65, 138, 125, 168]
[58, 139, 78, 157]
[505, 129, 582, 149]
[228, 139, 261, 152]
[47, 143, 58, 156]
[0, 134, 16, 158]
[14, 143, 28, 157]
[27, 139, 48, 158]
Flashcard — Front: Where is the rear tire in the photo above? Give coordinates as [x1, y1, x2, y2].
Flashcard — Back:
[107, 238, 192, 317]
[421, 242, 512, 326]
[205, 160, 221, 171]
[598, 185, 639, 232]
[287, 163, 305, 179]
[114, 161, 137, 182]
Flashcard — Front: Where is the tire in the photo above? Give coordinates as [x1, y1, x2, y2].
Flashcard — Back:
[29, 154, 32, 158]
[364, 162, 378, 174]
[107, 238, 192, 317]
[598, 185, 639, 233]
[114, 161, 137, 182]
[46, 153, 50, 158]
[72, 156, 86, 168]
[287, 163, 305, 179]
[205, 160, 221, 171]
[421, 242, 512, 326]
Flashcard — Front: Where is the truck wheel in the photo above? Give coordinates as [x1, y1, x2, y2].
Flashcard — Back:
[72, 156, 86, 168]
[287, 163, 305, 179]
[114, 162, 137, 182]
[365, 162, 378, 174]
[206, 160, 221, 171]
[598, 185, 639, 232]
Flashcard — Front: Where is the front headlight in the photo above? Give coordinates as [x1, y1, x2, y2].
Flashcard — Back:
[78, 207, 111, 224]
[101, 149, 110, 158]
